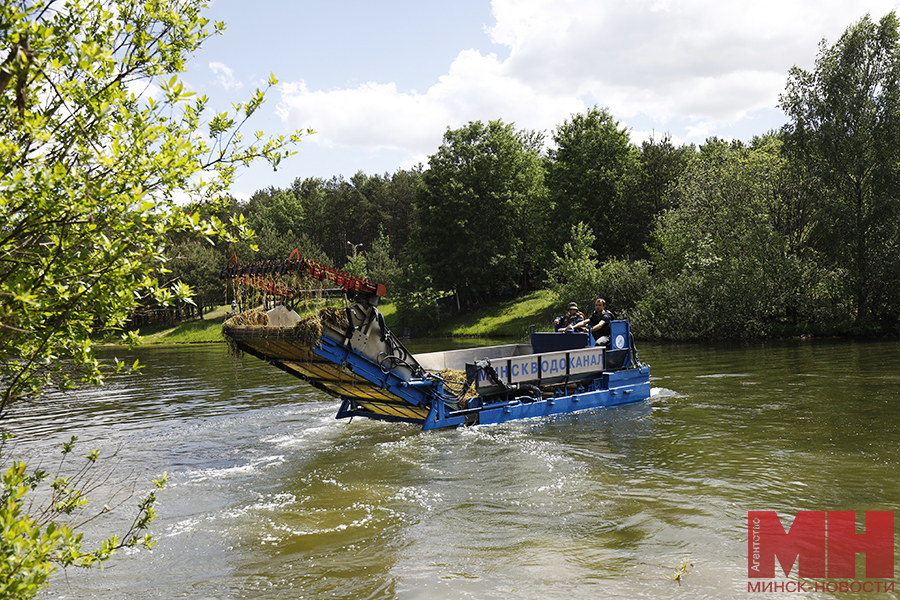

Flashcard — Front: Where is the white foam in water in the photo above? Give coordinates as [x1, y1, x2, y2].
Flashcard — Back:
[164, 517, 201, 538]
[183, 455, 285, 483]
[262, 432, 324, 448]
[247, 493, 297, 512]
[393, 486, 443, 511]
[650, 387, 680, 399]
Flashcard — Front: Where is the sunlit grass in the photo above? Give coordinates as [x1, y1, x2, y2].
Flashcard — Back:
[108, 291, 562, 346]
[135, 305, 231, 345]
[431, 290, 559, 339]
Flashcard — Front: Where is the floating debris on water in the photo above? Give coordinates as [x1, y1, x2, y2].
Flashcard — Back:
[638, 560, 693, 585]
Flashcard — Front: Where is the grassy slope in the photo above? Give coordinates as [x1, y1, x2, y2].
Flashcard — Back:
[123, 290, 561, 345]
[427, 289, 559, 338]
[131, 305, 231, 344]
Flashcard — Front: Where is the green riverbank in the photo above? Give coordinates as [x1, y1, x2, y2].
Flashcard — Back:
[120, 290, 561, 346]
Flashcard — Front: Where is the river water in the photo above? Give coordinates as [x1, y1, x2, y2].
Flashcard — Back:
[5, 338, 899, 599]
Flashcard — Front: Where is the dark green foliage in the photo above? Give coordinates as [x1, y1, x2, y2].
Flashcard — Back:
[391, 259, 453, 335]
[625, 134, 693, 259]
[637, 136, 847, 340]
[413, 120, 549, 302]
[780, 11, 900, 332]
[218, 168, 421, 280]
[642, 138, 795, 339]
[247, 188, 305, 239]
[545, 222, 602, 311]
[365, 226, 401, 295]
[595, 259, 652, 318]
[166, 242, 224, 316]
[545, 223, 651, 321]
[546, 107, 642, 260]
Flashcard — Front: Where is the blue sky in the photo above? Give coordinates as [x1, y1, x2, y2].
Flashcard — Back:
[181, 0, 900, 199]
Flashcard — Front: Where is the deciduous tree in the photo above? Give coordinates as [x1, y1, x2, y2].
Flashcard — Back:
[414, 119, 548, 302]
[0, 1, 306, 595]
[546, 107, 641, 260]
[780, 11, 900, 330]
[640, 139, 804, 339]
[0, 0, 304, 407]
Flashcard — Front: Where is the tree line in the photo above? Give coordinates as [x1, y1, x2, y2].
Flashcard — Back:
[175, 13, 900, 340]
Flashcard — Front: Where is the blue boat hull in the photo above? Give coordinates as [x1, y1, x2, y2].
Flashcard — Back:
[422, 365, 651, 429]
[223, 303, 651, 430]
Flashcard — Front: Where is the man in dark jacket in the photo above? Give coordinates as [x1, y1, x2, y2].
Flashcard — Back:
[575, 298, 612, 346]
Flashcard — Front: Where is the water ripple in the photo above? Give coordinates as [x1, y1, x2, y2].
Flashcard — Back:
[13, 340, 900, 600]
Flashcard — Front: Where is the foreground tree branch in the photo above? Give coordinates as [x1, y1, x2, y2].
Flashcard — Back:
[0, 1, 311, 597]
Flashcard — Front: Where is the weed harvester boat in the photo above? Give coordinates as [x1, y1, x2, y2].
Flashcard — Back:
[221, 250, 651, 430]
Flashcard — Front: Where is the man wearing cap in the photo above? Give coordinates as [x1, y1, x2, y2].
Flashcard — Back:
[554, 302, 586, 332]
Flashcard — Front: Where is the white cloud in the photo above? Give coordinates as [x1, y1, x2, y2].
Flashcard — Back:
[276, 49, 582, 156]
[209, 61, 243, 91]
[275, 0, 900, 160]
[489, 0, 900, 136]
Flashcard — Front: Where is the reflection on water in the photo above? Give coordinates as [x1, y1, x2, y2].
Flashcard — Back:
[3, 339, 897, 599]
